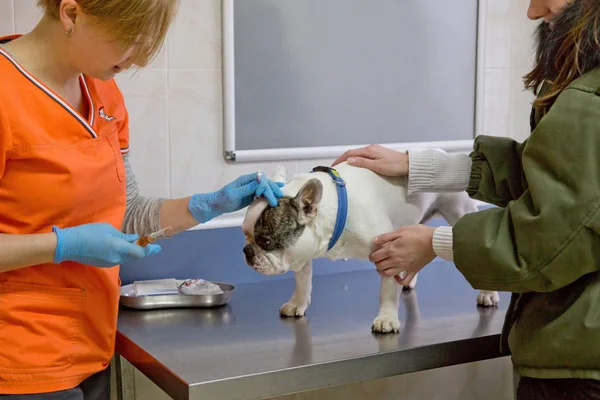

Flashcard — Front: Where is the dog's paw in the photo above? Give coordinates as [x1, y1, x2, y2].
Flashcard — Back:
[371, 314, 400, 333]
[477, 290, 500, 307]
[280, 301, 309, 317]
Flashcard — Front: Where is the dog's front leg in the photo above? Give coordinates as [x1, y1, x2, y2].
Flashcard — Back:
[371, 276, 401, 333]
[280, 261, 312, 317]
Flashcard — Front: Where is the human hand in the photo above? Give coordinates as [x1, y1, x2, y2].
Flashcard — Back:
[369, 225, 437, 285]
[331, 144, 409, 177]
[188, 172, 284, 223]
[53, 223, 161, 268]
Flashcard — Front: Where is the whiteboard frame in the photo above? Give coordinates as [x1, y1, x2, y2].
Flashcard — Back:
[222, 0, 485, 163]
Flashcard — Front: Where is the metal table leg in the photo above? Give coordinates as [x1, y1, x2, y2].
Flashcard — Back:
[115, 352, 136, 400]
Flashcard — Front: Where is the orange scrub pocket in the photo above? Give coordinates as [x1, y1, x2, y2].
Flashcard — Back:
[107, 130, 126, 182]
[0, 281, 85, 374]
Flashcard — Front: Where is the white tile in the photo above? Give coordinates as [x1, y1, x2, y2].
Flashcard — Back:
[115, 69, 170, 198]
[168, 69, 223, 197]
[219, 160, 297, 190]
[509, 0, 538, 70]
[0, 0, 14, 34]
[148, 36, 168, 69]
[167, 0, 221, 69]
[13, 0, 41, 33]
[508, 67, 535, 142]
[481, 69, 511, 138]
[484, 0, 511, 69]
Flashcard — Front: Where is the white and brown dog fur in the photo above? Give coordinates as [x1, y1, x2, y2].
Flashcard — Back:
[242, 164, 499, 333]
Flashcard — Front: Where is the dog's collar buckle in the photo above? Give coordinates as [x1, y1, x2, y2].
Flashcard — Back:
[311, 166, 346, 187]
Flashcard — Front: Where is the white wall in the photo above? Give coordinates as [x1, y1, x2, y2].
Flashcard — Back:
[481, 0, 538, 142]
[1, 0, 537, 398]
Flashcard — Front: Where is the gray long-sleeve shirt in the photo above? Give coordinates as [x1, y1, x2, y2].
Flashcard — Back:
[122, 153, 164, 235]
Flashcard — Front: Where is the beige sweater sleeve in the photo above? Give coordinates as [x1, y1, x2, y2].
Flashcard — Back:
[407, 149, 472, 195]
[407, 149, 473, 261]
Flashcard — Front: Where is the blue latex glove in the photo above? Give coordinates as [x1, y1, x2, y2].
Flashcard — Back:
[53, 223, 161, 268]
[188, 172, 284, 223]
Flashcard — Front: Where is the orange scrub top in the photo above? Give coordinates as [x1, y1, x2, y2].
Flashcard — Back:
[0, 35, 130, 394]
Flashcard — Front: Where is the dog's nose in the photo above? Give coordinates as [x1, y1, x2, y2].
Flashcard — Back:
[243, 245, 255, 261]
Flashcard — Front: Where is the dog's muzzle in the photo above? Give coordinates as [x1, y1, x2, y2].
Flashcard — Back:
[243, 244, 286, 276]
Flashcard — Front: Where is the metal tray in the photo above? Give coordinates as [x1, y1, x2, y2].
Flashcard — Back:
[119, 281, 235, 310]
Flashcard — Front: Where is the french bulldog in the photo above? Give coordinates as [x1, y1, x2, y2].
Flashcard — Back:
[241, 163, 500, 333]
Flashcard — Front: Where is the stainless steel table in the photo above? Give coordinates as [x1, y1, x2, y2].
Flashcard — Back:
[115, 270, 511, 400]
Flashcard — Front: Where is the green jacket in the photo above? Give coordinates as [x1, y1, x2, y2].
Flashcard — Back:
[454, 68, 600, 379]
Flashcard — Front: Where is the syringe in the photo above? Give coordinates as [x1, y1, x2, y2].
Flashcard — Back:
[136, 226, 172, 247]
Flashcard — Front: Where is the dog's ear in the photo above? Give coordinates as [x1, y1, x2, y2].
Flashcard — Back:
[270, 165, 287, 184]
[292, 179, 323, 225]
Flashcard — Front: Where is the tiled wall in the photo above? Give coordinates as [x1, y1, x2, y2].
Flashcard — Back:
[1, 1, 536, 399]
[1, 0, 537, 205]
[482, 0, 538, 142]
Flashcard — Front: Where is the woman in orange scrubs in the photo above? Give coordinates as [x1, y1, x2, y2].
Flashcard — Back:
[0, 1, 282, 398]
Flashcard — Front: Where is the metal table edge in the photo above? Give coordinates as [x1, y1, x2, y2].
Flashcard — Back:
[181, 333, 510, 400]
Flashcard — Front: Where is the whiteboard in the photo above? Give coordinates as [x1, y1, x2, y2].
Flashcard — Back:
[223, 0, 481, 162]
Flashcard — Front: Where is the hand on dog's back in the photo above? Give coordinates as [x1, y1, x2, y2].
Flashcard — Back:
[331, 144, 409, 177]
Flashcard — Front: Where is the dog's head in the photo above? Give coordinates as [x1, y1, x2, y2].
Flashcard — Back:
[242, 166, 324, 275]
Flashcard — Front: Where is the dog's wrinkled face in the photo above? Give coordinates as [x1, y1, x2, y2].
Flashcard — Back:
[243, 178, 323, 275]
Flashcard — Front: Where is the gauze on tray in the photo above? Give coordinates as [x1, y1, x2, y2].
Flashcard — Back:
[132, 278, 224, 296]
[177, 279, 224, 295]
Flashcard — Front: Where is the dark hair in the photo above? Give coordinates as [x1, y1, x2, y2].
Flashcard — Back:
[524, 0, 600, 110]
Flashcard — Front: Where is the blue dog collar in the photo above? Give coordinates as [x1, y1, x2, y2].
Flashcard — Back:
[311, 166, 348, 251]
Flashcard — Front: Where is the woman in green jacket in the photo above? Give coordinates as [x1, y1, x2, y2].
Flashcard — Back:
[334, 0, 600, 398]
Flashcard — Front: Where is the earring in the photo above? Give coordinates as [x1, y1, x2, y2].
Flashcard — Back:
[66, 27, 73, 35]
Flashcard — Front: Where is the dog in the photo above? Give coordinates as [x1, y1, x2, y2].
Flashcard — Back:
[241, 163, 500, 333]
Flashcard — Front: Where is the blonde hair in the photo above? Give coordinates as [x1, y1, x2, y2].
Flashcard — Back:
[38, 0, 178, 67]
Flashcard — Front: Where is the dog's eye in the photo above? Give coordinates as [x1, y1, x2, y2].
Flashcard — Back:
[257, 236, 272, 249]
